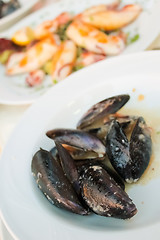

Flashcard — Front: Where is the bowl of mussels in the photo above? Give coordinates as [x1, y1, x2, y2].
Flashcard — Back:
[0, 51, 160, 240]
[32, 93, 150, 219]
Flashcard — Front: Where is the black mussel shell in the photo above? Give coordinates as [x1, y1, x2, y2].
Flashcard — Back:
[50, 146, 60, 163]
[80, 165, 137, 219]
[106, 118, 152, 183]
[129, 117, 152, 182]
[75, 159, 125, 190]
[55, 141, 80, 195]
[77, 94, 130, 130]
[31, 149, 88, 215]
[46, 128, 106, 160]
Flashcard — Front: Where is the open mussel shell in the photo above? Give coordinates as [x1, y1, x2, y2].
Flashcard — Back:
[106, 117, 152, 183]
[46, 128, 106, 160]
[31, 149, 89, 215]
[80, 165, 137, 219]
[88, 114, 137, 143]
[77, 94, 130, 130]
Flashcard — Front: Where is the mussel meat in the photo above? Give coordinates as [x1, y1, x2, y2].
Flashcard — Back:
[46, 128, 106, 160]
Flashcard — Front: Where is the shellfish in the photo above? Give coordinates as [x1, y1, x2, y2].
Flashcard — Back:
[106, 117, 152, 183]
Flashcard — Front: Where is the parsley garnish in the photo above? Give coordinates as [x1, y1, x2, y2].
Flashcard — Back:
[127, 33, 140, 45]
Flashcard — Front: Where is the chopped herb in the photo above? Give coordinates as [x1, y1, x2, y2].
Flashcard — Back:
[56, 21, 72, 41]
[76, 46, 84, 58]
[53, 79, 58, 84]
[127, 33, 140, 45]
[72, 65, 84, 72]
[156, 131, 160, 135]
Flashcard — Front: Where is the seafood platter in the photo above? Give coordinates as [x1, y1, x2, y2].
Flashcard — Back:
[0, 51, 160, 240]
[0, 0, 160, 104]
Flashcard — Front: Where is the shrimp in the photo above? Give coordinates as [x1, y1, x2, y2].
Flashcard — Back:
[51, 40, 77, 82]
[6, 35, 59, 75]
[76, 51, 106, 67]
[66, 20, 125, 55]
[26, 69, 45, 87]
[80, 4, 142, 31]
[34, 12, 73, 40]
[78, 0, 120, 17]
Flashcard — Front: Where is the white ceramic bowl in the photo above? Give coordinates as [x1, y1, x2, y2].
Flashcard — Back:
[0, 51, 160, 240]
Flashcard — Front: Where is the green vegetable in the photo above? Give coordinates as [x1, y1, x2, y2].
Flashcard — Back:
[127, 33, 140, 45]
[72, 65, 84, 72]
[53, 79, 58, 84]
[0, 50, 13, 64]
[42, 60, 52, 75]
[56, 21, 72, 41]
[76, 46, 84, 59]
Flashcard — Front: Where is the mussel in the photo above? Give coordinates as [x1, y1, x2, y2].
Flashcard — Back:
[55, 141, 80, 195]
[31, 149, 88, 215]
[106, 117, 152, 183]
[46, 128, 106, 160]
[80, 165, 137, 219]
[87, 114, 137, 143]
[77, 94, 130, 130]
[31, 94, 153, 220]
[32, 146, 136, 219]
[75, 159, 125, 190]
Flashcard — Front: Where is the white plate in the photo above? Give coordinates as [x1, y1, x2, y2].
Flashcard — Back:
[0, 0, 39, 31]
[0, 0, 160, 105]
[0, 50, 160, 240]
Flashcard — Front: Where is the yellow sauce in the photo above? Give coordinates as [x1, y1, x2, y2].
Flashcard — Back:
[138, 94, 145, 101]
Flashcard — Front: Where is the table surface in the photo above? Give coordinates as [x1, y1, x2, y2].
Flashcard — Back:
[0, 0, 160, 239]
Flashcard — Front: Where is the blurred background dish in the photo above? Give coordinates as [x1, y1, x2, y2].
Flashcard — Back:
[0, 0, 40, 32]
[0, 0, 21, 19]
[0, 0, 160, 105]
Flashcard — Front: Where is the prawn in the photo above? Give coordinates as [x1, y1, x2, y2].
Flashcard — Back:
[77, 0, 120, 17]
[6, 35, 59, 75]
[66, 20, 125, 55]
[51, 40, 77, 82]
[79, 4, 142, 31]
[75, 51, 106, 68]
[34, 12, 73, 40]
